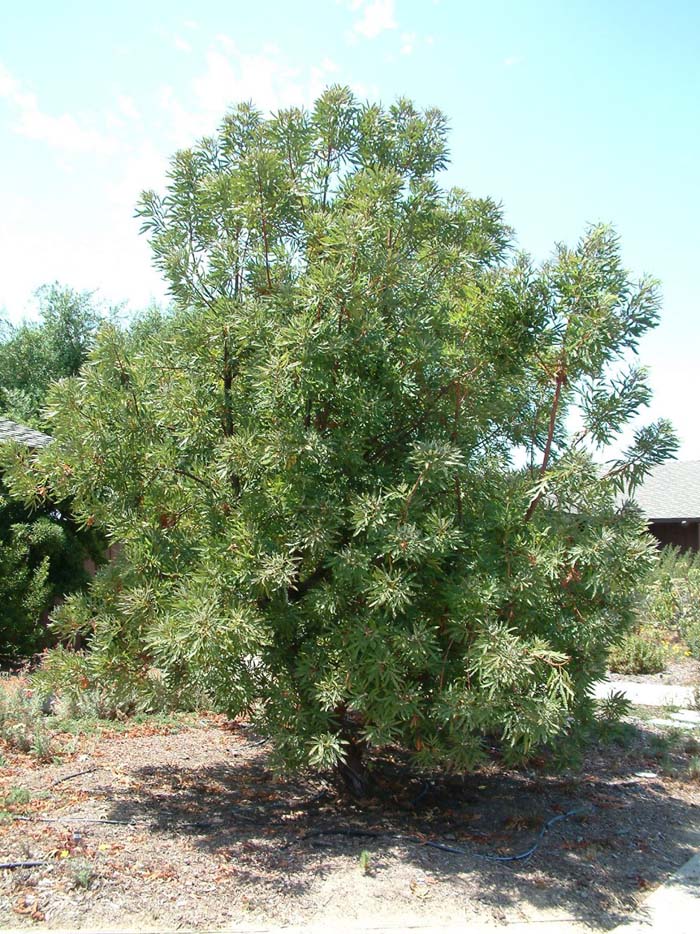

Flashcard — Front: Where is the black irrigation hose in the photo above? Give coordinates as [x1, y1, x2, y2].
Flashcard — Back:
[50, 767, 100, 787]
[298, 806, 592, 864]
[425, 806, 591, 863]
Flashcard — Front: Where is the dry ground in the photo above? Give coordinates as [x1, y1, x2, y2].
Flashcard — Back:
[1, 704, 700, 931]
[608, 653, 700, 686]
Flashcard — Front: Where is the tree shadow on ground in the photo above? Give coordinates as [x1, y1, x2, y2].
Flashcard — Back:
[104, 721, 700, 930]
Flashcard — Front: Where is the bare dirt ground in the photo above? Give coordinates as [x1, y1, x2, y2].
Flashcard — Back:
[608, 653, 700, 686]
[1, 709, 700, 932]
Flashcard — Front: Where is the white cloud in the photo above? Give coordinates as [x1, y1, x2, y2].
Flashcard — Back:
[107, 140, 168, 209]
[174, 36, 192, 53]
[215, 33, 237, 51]
[350, 0, 398, 39]
[116, 94, 141, 121]
[0, 171, 167, 322]
[0, 62, 117, 154]
[348, 80, 381, 101]
[155, 44, 343, 147]
[504, 56, 523, 67]
[192, 48, 303, 113]
[0, 43, 353, 322]
[400, 32, 416, 55]
[0, 65, 30, 106]
[16, 110, 115, 153]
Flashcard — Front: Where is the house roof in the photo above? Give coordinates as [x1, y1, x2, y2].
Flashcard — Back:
[0, 418, 52, 448]
[634, 460, 700, 521]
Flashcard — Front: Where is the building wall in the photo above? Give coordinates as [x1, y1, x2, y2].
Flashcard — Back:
[648, 520, 700, 551]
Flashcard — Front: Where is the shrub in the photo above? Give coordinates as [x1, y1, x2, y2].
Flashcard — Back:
[634, 547, 700, 661]
[0, 683, 55, 760]
[691, 684, 700, 712]
[687, 756, 700, 782]
[0, 480, 104, 664]
[30, 641, 207, 720]
[2, 88, 676, 788]
[607, 629, 668, 674]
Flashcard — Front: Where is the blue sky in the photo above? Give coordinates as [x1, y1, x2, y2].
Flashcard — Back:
[1, 0, 698, 455]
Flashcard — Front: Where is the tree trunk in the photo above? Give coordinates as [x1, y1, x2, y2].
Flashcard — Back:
[336, 737, 370, 797]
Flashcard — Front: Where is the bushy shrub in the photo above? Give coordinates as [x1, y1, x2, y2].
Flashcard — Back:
[31, 639, 207, 720]
[607, 628, 669, 674]
[2, 88, 676, 785]
[0, 481, 104, 664]
[683, 616, 700, 660]
[0, 682, 55, 760]
[634, 547, 700, 661]
[608, 630, 669, 675]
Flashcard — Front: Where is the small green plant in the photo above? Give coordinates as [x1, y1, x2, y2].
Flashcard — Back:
[691, 684, 700, 712]
[608, 630, 668, 675]
[592, 691, 635, 747]
[72, 861, 94, 889]
[682, 617, 700, 661]
[0, 686, 54, 758]
[584, 691, 637, 748]
[687, 756, 700, 781]
[648, 732, 672, 759]
[5, 785, 31, 806]
[30, 726, 55, 762]
[358, 850, 372, 876]
[597, 690, 632, 722]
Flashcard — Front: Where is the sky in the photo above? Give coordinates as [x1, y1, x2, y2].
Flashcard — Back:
[1, 0, 698, 456]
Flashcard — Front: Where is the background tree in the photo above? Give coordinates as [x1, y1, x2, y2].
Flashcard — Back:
[0, 288, 160, 663]
[0, 479, 104, 664]
[0, 283, 102, 427]
[3, 88, 676, 789]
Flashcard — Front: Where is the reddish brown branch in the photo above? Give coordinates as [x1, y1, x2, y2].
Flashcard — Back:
[524, 367, 566, 523]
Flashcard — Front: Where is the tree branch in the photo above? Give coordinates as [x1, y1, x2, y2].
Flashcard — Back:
[524, 367, 566, 522]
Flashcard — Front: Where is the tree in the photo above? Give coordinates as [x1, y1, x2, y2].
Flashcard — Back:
[0, 285, 109, 663]
[2, 87, 676, 789]
[0, 477, 103, 664]
[0, 283, 101, 427]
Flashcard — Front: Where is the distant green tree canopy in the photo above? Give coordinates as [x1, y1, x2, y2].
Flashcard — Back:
[0, 289, 167, 663]
[3, 88, 676, 788]
[0, 284, 103, 427]
[0, 284, 104, 661]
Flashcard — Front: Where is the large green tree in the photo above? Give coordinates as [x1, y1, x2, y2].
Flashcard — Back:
[3, 88, 676, 787]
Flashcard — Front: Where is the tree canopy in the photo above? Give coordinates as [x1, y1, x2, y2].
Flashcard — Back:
[3, 87, 676, 785]
[0, 285, 107, 661]
[0, 284, 104, 427]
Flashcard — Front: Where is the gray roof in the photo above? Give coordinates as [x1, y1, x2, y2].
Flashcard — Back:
[0, 418, 52, 448]
[634, 460, 700, 521]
